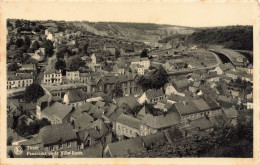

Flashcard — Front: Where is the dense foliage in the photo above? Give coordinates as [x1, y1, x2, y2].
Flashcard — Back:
[15, 118, 51, 137]
[189, 26, 253, 50]
[129, 110, 253, 158]
[137, 65, 168, 90]
[67, 55, 86, 71]
[24, 83, 45, 103]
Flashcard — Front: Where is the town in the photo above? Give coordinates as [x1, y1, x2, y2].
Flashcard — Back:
[6, 19, 253, 158]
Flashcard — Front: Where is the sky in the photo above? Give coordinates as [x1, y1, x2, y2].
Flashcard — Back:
[1, 1, 258, 27]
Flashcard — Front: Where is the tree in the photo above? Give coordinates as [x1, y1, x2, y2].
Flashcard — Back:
[57, 44, 71, 59]
[7, 136, 13, 145]
[78, 42, 89, 55]
[115, 49, 121, 60]
[29, 40, 40, 53]
[110, 83, 123, 98]
[55, 59, 66, 72]
[15, 19, 22, 28]
[24, 83, 45, 103]
[140, 49, 148, 58]
[15, 38, 24, 48]
[42, 40, 54, 57]
[67, 55, 86, 71]
[8, 62, 19, 71]
[137, 65, 168, 90]
[24, 36, 31, 50]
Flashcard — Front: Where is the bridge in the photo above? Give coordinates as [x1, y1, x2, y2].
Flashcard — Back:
[208, 48, 247, 67]
[167, 50, 222, 76]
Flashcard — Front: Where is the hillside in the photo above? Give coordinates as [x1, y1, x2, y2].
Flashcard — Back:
[71, 21, 196, 43]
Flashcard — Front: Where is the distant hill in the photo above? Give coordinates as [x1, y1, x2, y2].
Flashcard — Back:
[70, 21, 196, 43]
[188, 26, 253, 51]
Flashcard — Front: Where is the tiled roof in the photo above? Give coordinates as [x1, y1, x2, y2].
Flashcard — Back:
[174, 101, 199, 116]
[66, 89, 89, 103]
[223, 107, 238, 119]
[7, 72, 34, 81]
[106, 137, 147, 157]
[141, 131, 167, 147]
[75, 113, 94, 131]
[145, 89, 164, 100]
[105, 104, 117, 117]
[44, 69, 61, 75]
[114, 96, 139, 109]
[40, 123, 77, 146]
[42, 102, 72, 120]
[189, 118, 213, 130]
[71, 102, 93, 119]
[117, 113, 142, 129]
[141, 111, 181, 129]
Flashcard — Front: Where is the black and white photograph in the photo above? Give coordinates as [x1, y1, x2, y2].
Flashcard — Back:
[0, 1, 259, 164]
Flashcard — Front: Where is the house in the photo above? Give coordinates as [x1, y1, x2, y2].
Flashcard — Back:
[131, 64, 146, 75]
[112, 64, 125, 75]
[63, 89, 89, 107]
[115, 113, 142, 139]
[222, 107, 238, 126]
[246, 99, 253, 110]
[130, 57, 150, 69]
[226, 70, 239, 80]
[40, 123, 78, 157]
[166, 94, 190, 105]
[137, 106, 181, 135]
[19, 64, 37, 72]
[174, 97, 222, 124]
[138, 89, 165, 104]
[104, 137, 147, 157]
[171, 78, 189, 92]
[69, 102, 93, 124]
[37, 101, 72, 125]
[7, 72, 34, 89]
[36, 94, 73, 124]
[74, 113, 94, 131]
[66, 70, 80, 82]
[189, 118, 214, 132]
[77, 119, 110, 148]
[7, 99, 21, 117]
[164, 83, 185, 97]
[113, 96, 140, 110]
[43, 69, 62, 85]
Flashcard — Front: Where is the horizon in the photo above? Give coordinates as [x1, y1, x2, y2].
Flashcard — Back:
[1, 1, 257, 28]
[7, 18, 253, 29]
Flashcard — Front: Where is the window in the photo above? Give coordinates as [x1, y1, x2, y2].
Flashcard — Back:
[58, 144, 63, 150]
[49, 146, 54, 151]
[66, 142, 71, 148]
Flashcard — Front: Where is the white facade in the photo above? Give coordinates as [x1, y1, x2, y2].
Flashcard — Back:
[7, 78, 33, 89]
[66, 71, 80, 81]
[131, 59, 150, 69]
[43, 71, 62, 85]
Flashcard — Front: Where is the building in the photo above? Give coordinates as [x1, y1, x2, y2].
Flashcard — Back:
[138, 89, 165, 104]
[104, 137, 147, 157]
[173, 97, 222, 124]
[43, 69, 62, 85]
[115, 113, 142, 139]
[36, 95, 73, 124]
[7, 72, 34, 89]
[63, 90, 89, 107]
[66, 70, 80, 81]
[222, 107, 238, 126]
[40, 123, 78, 157]
[130, 57, 150, 69]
